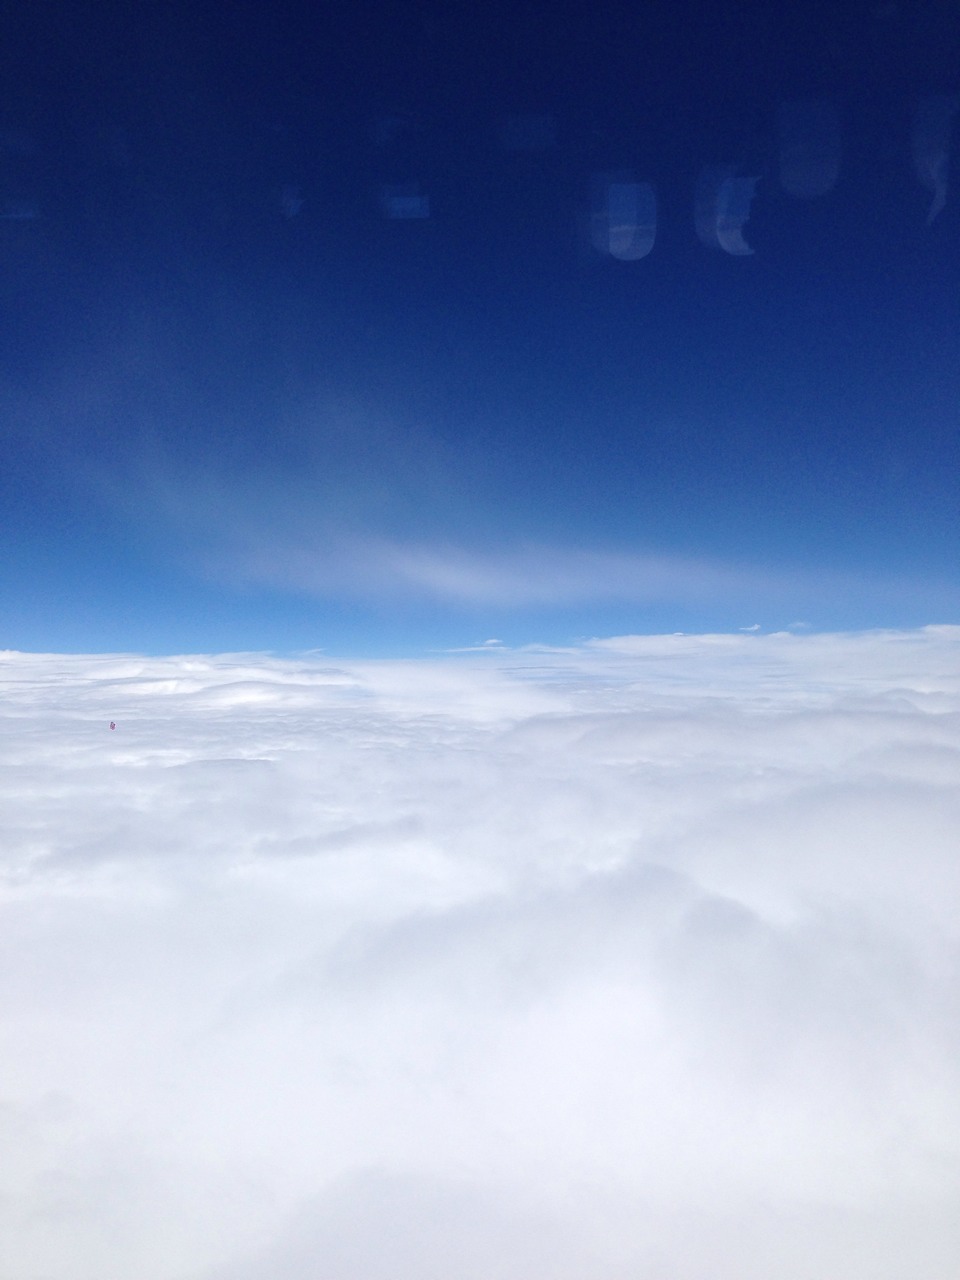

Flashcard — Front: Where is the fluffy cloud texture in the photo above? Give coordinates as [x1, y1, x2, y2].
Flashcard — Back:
[2, 628, 959, 1279]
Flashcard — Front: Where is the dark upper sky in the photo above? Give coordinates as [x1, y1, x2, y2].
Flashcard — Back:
[2, 1, 959, 651]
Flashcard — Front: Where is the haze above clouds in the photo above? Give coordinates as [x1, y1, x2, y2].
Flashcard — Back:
[2, 627, 959, 1280]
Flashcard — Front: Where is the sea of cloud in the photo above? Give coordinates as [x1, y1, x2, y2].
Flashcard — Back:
[1, 627, 959, 1280]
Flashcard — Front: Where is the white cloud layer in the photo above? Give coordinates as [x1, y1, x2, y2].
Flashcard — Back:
[2, 627, 960, 1279]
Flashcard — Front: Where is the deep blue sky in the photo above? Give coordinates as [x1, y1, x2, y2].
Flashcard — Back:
[2, 0, 958, 653]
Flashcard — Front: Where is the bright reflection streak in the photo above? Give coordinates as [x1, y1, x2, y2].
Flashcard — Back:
[590, 173, 656, 261]
[695, 165, 759, 256]
[380, 184, 430, 219]
[913, 96, 959, 225]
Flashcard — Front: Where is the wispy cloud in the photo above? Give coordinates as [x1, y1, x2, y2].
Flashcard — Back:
[237, 536, 771, 606]
[7, 338, 958, 628]
[231, 534, 958, 626]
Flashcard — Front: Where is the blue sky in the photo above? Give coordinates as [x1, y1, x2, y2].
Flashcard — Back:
[2, 0, 958, 653]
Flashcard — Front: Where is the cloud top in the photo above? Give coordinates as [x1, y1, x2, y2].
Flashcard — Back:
[1, 629, 959, 1278]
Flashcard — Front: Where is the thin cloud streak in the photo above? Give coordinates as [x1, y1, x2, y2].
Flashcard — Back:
[1, 629, 959, 1278]
[239, 537, 769, 605]
[7, 346, 958, 632]
[235, 535, 955, 619]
